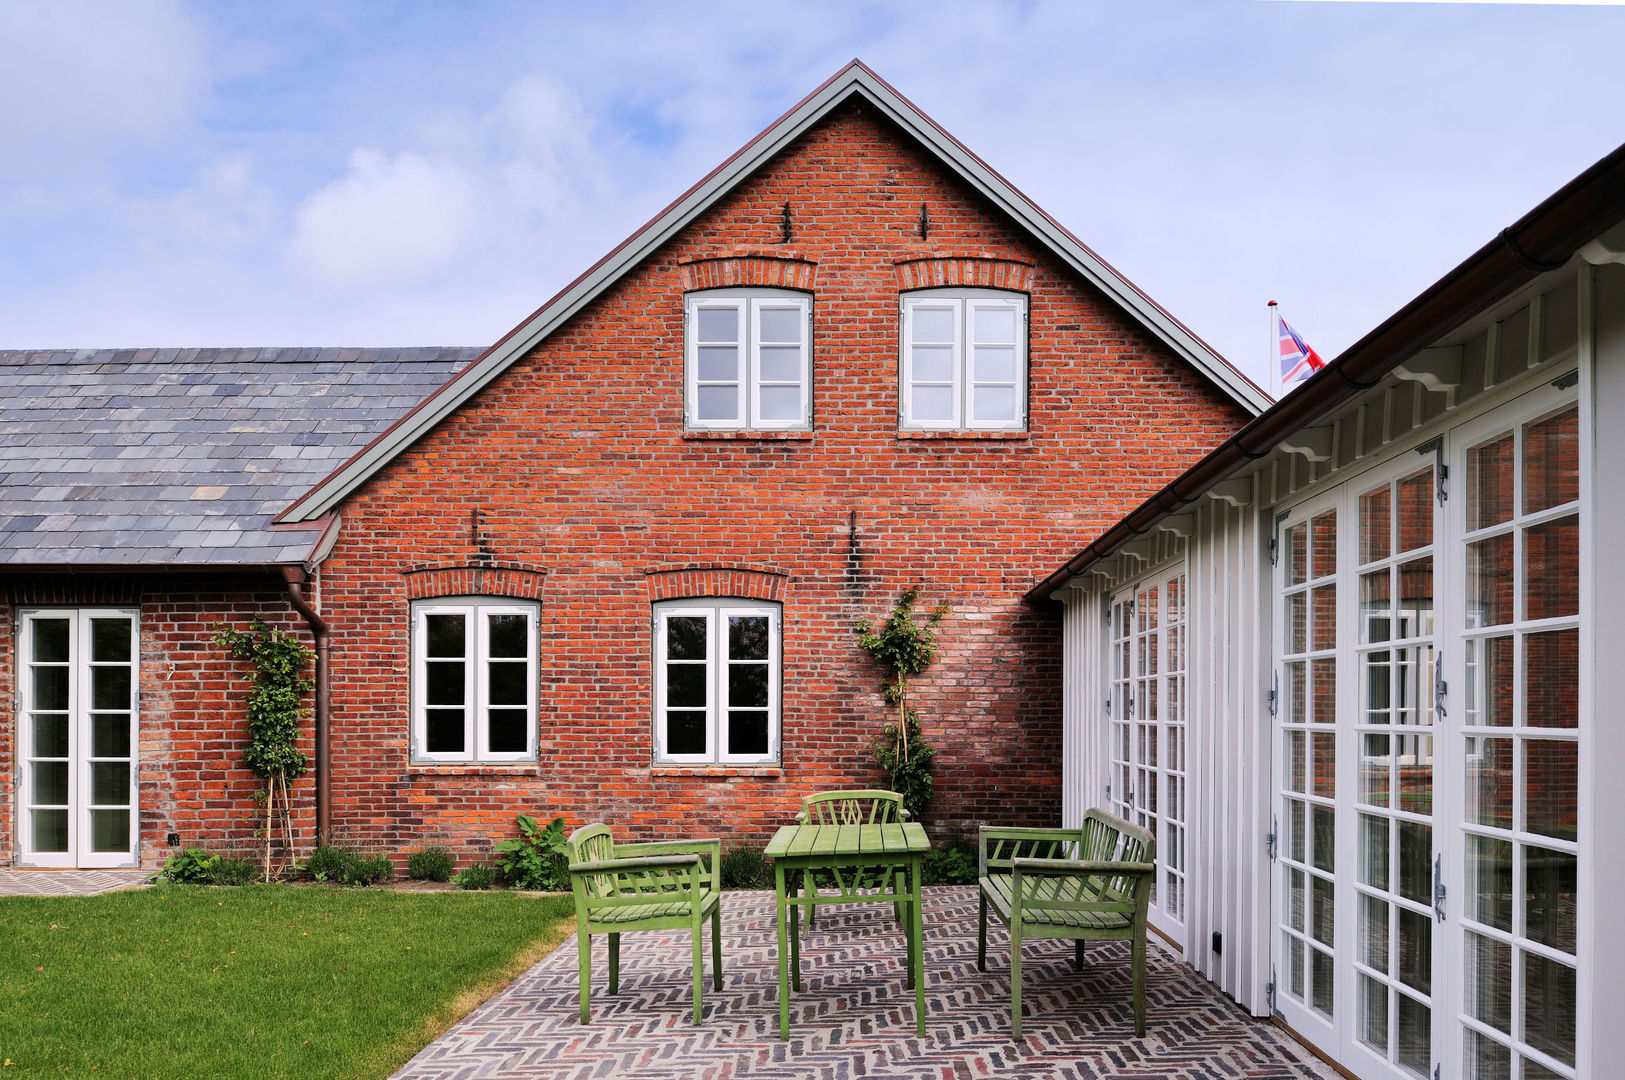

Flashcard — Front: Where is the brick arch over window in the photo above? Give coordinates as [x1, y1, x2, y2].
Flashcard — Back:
[402, 562, 548, 601]
[677, 248, 818, 293]
[893, 252, 1035, 293]
[645, 563, 789, 603]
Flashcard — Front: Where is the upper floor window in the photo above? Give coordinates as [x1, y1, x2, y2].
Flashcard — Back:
[654, 598, 780, 764]
[685, 290, 811, 431]
[411, 598, 538, 764]
[900, 289, 1027, 431]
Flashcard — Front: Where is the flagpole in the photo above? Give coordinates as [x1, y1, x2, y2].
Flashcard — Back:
[1267, 299, 1279, 399]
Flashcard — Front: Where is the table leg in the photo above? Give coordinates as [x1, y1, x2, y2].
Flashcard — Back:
[790, 867, 802, 992]
[775, 860, 790, 1039]
[910, 854, 925, 1037]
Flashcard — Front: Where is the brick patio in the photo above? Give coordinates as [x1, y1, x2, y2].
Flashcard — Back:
[393, 886, 1334, 1080]
[0, 869, 150, 896]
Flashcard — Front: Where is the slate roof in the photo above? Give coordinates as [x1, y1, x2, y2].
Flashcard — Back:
[0, 347, 476, 568]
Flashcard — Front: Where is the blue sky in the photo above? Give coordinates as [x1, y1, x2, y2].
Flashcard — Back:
[2, 1, 1621, 393]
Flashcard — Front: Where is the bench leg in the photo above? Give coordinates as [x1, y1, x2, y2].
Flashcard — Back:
[692, 911, 704, 1024]
[608, 932, 619, 995]
[577, 931, 591, 1024]
[1132, 931, 1146, 1037]
[775, 861, 791, 1039]
[977, 891, 987, 972]
[1010, 921, 1023, 1040]
[711, 903, 723, 991]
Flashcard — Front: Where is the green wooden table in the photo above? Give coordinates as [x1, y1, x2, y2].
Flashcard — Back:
[764, 819, 930, 1038]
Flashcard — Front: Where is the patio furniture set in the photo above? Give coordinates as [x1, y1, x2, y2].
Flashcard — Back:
[567, 791, 1156, 1039]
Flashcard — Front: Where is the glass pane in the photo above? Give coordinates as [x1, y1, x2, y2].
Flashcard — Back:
[1360, 893, 1389, 973]
[1397, 556, 1433, 639]
[911, 385, 954, 424]
[910, 344, 953, 382]
[1290, 936, 1305, 997]
[728, 615, 769, 660]
[1522, 952, 1576, 1066]
[1467, 737, 1513, 829]
[1289, 800, 1306, 862]
[1524, 739, 1578, 842]
[666, 615, 707, 660]
[90, 762, 130, 806]
[727, 711, 768, 755]
[90, 618, 132, 662]
[1360, 735, 1391, 807]
[1312, 732, 1336, 798]
[665, 663, 706, 708]
[1311, 511, 1337, 579]
[1290, 867, 1306, 930]
[1361, 814, 1390, 889]
[426, 662, 465, 706]
[488, 613, 527, 658]
[1525, 515, 1578, 619]
[972, 386, 1016, 424]
[425, 710, 464, 753]
[666, 712, 706, 756]
[1398, 820, 1431, 904]
[1288, 661, 1306, 725]
[1468, 432, 1515, 530]
[1398, 733, 1432, 814]
[1467, 834, 1514, 931]
[1466, 931, 1512, 1031]
[32, 714, 69, 758]
[1470, 635, 1515, 727]
[1312, 586, 1337, 649]
[1366, 654, 1392, 723]
[697, 385, 739, 421]
[1287, 595, 1306, 653]
[486, 709, 527, 754]
[973, 345, 1015, 382]
[1397, 906, 1431, 993]
[759, 386, 801, 422]
[1313, 806, 1336, 872]
[1361, 571, 1392, 643]
[487, 662, 526, 706]
[758, 306, 800, 343]
[1311, 947, 1334, 1015]
[91, 667, 131, 710]
[1396, 993, 1430, 1074]
[31, 618, 71, 662]
[1358, 973, 1388, 1051]
[728, 663, 768, 708]
[1526, 629, 1578, 728]
[426, 614, 465, 659]
[697, 345, 739, 382]
[1311, 658, 1336, 724]
[89, 809, 129, 853]
[696, 306, 738, 343]
[972, 305, 1017, 342]
[1522, 1060, 1566, 1080]
[1360, 485, 1391, 565]
[1396, 469, 1434, 553]
[32, 761, 69, 805]
[1467, 534, 1514, 627]
[758, 345, 801, 383]
[31, 808, 69, 853]
[911, 306, 955, 342]
[32, 667, 69, 711]
[1465, 1029, 1512, 1078]
[1287, 524, 1306, 586]
[1524, 845, 1577, 953]
[1524, 406, 1578, 513]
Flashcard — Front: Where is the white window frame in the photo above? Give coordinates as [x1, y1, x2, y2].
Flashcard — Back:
[653, 599, 780, 765]
[410, 598, 538, 764]
[684, 289, 812, 431]
[899, 288, 1027, 431]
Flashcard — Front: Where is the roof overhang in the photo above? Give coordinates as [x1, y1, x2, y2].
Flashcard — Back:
[277, 59, 1267, 524]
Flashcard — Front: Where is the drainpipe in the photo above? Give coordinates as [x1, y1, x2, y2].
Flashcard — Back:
[282, 566, 331, 844]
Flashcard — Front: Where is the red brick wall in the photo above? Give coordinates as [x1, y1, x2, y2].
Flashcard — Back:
[305, 101, 1249, 862]
[1, 572, 315, 868]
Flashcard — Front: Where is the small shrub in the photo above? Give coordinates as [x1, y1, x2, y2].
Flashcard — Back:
[208, 857, 260, 886]
[159, 847, 220, 884]
[346, 854, 395, 886]
[494, 814, 568, 891]
[305, 843, 393, 886]
[720, 846, 770, 890]
[407, 846, 455, 882]
[923, 826, 978, 886]
[454, 862, 498, 891]
[304, 844, 352, 883]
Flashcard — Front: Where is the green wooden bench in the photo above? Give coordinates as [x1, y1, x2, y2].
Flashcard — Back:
[977, 809, 1156, 1038]
[566, 823, 722, 1024]
[796, 789, 910, 932]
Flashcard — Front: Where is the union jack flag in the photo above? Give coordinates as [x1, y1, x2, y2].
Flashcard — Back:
[1278, 314, 1325, 387]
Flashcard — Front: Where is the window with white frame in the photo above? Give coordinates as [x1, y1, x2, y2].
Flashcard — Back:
[900, 289, 1026, 431]
[685, 290, 811, 430]
[411, 599, 538, 763]
[654, 599, 779, 764]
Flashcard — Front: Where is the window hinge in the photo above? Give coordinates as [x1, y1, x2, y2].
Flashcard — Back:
[1433, 853, 1447, 923]
[1268, 670, 1279, 718]
[1266, 815, 1278, 862]
[1417, 436, 1447, 505]
[1434, 648, 1447, 721]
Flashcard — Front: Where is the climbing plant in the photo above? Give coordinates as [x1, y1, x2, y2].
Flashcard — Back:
[215, 618, 312, 881]
[855, 585, 949, 819]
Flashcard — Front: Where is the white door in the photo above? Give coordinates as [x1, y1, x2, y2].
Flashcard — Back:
[19, 610, 139, 868]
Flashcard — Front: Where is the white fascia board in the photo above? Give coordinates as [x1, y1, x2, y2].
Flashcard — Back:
[278, 63, 1266, 523]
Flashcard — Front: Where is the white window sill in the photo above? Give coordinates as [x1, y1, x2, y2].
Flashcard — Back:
[682, 429, 814, 441]
[896, 429, 1029, 441]
[650, 765, 783, 779]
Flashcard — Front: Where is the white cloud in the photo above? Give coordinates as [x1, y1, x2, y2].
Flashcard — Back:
[288, 150, 485, 287]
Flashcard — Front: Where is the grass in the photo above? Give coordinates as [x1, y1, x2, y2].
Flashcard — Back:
[0, 884, 575, 1079]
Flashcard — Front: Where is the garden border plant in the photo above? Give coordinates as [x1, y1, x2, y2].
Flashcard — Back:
[855, 585, 949, 820]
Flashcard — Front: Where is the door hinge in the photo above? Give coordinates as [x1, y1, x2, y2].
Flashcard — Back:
[1268, 670, 1279, 718]
[1551, 369, 1579, 391]
[1433, 1065, 1441, 1080]
[1417, 436, 1448, 505]
[1266, 815, 1278, 862]
[1433, 853, 1447, 923]
[1266, 965, 1280, 1017]
[1104, 696, 1112, 717]
[1434, 648, 1448, 721]
[1269, 512, 1287, 567]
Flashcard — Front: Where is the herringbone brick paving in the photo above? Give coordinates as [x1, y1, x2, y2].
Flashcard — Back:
[393, 886, 1330, 1080]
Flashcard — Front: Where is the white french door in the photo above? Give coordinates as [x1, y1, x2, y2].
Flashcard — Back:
[1109, 566, 1189, 947]
[18, 609, 139, 868]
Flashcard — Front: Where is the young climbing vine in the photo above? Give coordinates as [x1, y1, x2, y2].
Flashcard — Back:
[215, 618, 312, 881]
[855, 585, 949, 819]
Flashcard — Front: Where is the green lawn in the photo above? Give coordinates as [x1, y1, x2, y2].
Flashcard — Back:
[0, 884, 575, 1079]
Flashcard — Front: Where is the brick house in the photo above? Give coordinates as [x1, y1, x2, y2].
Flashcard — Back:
[3, 62, 1264, 870]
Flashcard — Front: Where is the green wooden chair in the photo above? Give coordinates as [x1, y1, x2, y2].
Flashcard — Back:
[977, 809, 1156, 1038]
[796, 789, 910, 932]
[566, 823, 722, 1024]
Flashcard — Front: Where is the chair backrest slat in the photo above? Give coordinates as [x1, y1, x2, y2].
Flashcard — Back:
[801, 789, 906, 827]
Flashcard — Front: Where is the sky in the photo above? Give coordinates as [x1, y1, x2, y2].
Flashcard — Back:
[2, 1, 1622, 395]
